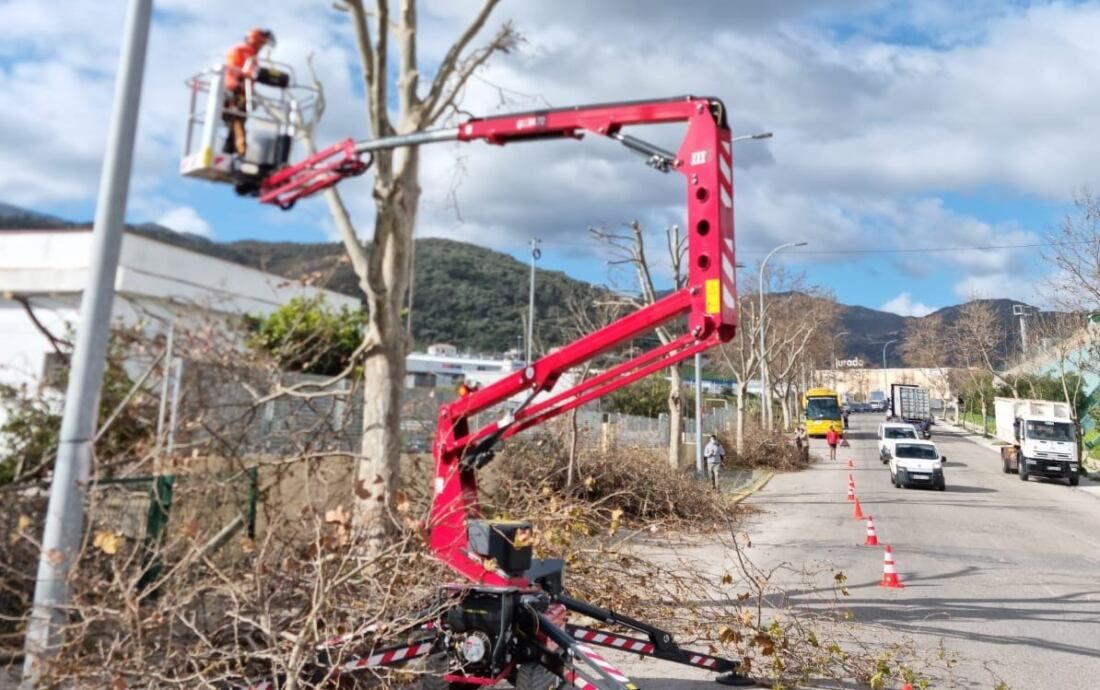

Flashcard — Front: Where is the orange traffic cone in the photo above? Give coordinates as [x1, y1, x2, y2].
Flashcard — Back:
[852, 498, 864, 519]
[863, 515, 880, 546]
[847, 480, 855, 502]
[901, 684, 913, 690]
[847, 458, 854, 469]
[880, 545, 904, 588]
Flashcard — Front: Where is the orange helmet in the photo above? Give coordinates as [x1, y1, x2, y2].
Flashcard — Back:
[246, 28, 275, 48]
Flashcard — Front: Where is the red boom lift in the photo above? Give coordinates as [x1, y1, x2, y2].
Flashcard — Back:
[191, 90, 750, 688]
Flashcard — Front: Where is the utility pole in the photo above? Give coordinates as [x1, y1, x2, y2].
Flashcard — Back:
[1013, 304, 1030, 356]
[22, 0, 152, 683]
[526, 238, 541, 365]
[406, 240, 416, 336]
[882, 339, 897, 405]
[694, 353, 704, 476]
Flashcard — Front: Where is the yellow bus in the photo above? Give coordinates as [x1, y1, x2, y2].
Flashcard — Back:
[802, 387, 843, 437]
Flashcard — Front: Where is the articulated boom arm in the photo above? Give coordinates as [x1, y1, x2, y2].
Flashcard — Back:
[405, 97, 740, 585]
[258, 96, 738, 585]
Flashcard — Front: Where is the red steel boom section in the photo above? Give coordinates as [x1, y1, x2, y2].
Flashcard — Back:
[261, 96, 738, 586]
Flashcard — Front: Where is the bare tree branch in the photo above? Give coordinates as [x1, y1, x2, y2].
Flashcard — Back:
[13, 296, 70, 359]
[421, 0, 502, 119]
[426, 23, 519, 123]
[396, 0, 419, 125]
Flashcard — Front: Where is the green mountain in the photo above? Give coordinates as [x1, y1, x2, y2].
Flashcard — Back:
[0, 207, 604, 352]
[0, 203, 1044, 360]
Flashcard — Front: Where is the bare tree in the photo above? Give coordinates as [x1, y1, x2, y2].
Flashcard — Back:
[716, 276, 761, 454]
[1044, 190, 1100, 312]
[764, 289, 838, 431]
[949, 299, 1008, 433]
[1027, 312, 1092, 463]
[900, 314, 954, 414]
[296, 1, 518, 551]
[590, 221, 687, 469]
[564, 296, 624, 486]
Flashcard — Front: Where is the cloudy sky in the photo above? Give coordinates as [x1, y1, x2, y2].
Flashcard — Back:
[4, 0, 1099, 315]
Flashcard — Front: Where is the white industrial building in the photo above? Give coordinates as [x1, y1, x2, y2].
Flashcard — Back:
[0, 228, 359, 397]
[405, 343, 524, 389]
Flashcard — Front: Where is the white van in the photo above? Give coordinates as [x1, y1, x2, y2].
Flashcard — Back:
[878, 422, 919, 464]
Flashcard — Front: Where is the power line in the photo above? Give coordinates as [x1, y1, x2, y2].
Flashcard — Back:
[746, 241, 1050, 256]
[524, 238, 1055, 256]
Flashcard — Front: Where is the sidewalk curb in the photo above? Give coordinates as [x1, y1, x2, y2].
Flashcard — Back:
[728, 470, 774, 505]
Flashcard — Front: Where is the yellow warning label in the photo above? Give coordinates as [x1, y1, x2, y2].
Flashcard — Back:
[705, 279, 720, 314]
[201, 147, 213, 167]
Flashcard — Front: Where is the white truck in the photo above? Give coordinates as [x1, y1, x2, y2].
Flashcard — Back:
[890, 383, 931, 425]
[994, 397, 1080, 486]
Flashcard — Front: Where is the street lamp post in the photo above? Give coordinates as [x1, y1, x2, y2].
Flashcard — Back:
[692, 133, 771, 474]
[882, 339, 897, 406]
[759, 241, 807, 430]
[732, 132, 774, 143]
[526, 238, 541, 365]
[832, 330, 849, 390]
[22, 0, 153, 680]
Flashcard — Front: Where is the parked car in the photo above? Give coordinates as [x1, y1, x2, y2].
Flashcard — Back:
[878, 422, 919, 464]
[889, 440, 946, 490]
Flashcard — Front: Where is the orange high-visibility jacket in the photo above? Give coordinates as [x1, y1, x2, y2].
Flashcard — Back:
[225, 42, 258, 91]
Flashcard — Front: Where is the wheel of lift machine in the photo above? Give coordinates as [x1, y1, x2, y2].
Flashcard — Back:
[513, 663, 564, 690]
[419, 653, 478, 690]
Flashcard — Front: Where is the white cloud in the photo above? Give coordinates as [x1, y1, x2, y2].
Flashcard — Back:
[952, 273, 1044, 306]
[156, 206, 212, 238]
[880, 292, 934, 317]
[0, 0, 1091, 303]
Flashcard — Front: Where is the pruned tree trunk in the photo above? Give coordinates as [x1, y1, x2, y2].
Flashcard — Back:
[567, 405, 580, 488]
[780, 385, 791, 431]
[668, 364, 683, 469]
[734, 381, 747, 454]
[294, 0, 515, 554]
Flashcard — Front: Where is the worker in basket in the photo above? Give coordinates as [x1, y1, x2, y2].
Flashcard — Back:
[222, 28, 288, 157]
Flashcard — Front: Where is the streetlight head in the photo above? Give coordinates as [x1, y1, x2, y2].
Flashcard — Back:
[752, 132, 774, 140]
[794, 242, 808, 247]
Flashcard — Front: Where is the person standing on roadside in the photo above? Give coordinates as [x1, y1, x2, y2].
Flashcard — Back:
[825, 425, 840, 461]
[704, 434, 727, 489]
[795, 425, 809, 464]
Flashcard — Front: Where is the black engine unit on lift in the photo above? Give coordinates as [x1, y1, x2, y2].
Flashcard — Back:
[436, 520, 533, 676]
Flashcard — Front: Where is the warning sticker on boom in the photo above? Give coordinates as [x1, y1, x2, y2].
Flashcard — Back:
[705, 279, 720, 314]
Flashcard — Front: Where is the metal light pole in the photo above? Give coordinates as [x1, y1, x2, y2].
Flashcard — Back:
[22, 0, 153, 682]
[882, 339, 897, 404]
[526, 238, 541, 365]
[759, 241, 807, 430]
[691, 133, 771, 469]
[732, 132, 774, 143]
[832, 330, 849, 390]
[694, 352, 705, 475]
[1013, 304, 1031, 356]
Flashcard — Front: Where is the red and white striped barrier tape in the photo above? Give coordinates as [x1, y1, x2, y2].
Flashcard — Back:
[338, 640, 436, 671]
[571, 627, 654, 654]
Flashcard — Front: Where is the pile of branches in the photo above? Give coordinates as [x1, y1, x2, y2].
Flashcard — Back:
[6, 476, 452, 688]
[490, 434, 733, 527]
[726, 428, 812, 472]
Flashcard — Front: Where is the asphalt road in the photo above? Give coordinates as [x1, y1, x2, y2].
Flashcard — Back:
[734, 413, 1100, 689]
